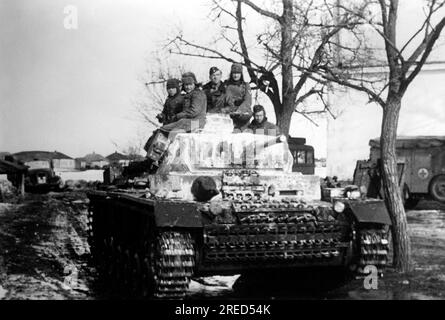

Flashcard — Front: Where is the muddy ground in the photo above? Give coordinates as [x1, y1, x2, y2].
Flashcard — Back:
[0, 191, 444, 300]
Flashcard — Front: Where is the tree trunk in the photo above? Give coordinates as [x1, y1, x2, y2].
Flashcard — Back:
[276, 101, 294, 136]
[380, 94, 412, 272]
[279, 0, 295, 137]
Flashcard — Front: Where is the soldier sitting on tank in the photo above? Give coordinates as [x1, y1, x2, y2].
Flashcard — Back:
[202, 66, 234, 114]
[158, 72, 207, 138]
[245, 105, 281, 136]
[143, 73, 206, 167]
[156, 78, 184, 125]
[143, 78, 184, 155]
[224, 63, 253, 131]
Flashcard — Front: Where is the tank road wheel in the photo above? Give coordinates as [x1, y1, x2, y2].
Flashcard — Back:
[117, 249, 131, 296]
[143, 231, 195, 299]
[122, 249, 140, 298]
[429, 175, 445, 203]
[130, 252, 144, 298]
[98, 237, 114, 284]
[108, 241, 123, 293]
[141, 256, 153, 298]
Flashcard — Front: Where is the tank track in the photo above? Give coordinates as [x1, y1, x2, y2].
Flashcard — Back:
[86, 207, 195, 299]
[150, 232, 195, 299]
[355, 227, 390, 276]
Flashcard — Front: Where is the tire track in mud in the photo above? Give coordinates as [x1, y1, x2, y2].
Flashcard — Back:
[0, 192, 95, 300]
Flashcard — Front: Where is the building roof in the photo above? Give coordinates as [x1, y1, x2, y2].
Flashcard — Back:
[13, 150, 73, 162]
[370, 136, 445, 149]
[130, 154, 145, 161]
[83, 152, 107, 162]
[106, 151, 129, 161]
[0, 152, 12, 160]
[0, 159, 28, 174]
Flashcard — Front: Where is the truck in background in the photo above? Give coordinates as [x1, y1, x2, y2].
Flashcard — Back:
[353, 136, 445, 208]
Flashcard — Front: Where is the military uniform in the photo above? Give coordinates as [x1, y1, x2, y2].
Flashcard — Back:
[160, 93, 184, 125]
[247, 117, 281, 136]
[202, 81, 234, 114]
[144, 74, 207, 161]
[160, 87, 207, 136]
[225, 63, 252, 130]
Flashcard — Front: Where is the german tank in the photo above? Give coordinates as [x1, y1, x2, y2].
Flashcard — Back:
[87, 114, 392, 299]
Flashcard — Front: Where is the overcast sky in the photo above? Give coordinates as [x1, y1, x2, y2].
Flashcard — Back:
[0, 0, 215, 158]
[1, 0, 444, 160]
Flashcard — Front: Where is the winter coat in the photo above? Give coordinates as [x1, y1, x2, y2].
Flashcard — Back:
[202, 81, 234, 114]
[176, 88, 207, 121]
[247, 117, 281, 136]
[160, 93, 184, 124]
[224, 80, 252, 129]
[160, 88, 207, 135]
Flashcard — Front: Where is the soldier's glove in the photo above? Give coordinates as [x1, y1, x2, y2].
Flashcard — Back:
[156, 113, 165, 123]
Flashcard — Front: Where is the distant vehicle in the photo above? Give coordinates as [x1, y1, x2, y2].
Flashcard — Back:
[354, 136, 445, 207]
[288, 137, 315, 174]
[24, 160, 64, 193]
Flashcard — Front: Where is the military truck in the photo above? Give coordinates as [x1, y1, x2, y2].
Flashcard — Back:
[87, 114, 391, 299]
[24, 160, 64, 193]
[354, 136, 445, 208]
[288, 137, 315, 175]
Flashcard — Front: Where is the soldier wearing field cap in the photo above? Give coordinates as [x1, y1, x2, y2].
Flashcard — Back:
[159, 72, 207, 136]
[143, 72, 207, 166]
[202, 66, 234, 114]
[156, 78, 184, 125]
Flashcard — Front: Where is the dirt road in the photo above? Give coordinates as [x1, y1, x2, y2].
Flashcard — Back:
[0, 192, 93, 299]
[0, 192, 444, 300]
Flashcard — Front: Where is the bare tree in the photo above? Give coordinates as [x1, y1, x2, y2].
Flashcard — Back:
[135, 55, 186, 129]
[110, 131, 146, 161]
[306, 0, 445, 272]
[167, 0, 364, 133]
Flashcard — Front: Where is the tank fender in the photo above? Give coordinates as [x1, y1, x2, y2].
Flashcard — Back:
[154, 201, 203, 228]
[345, 200, 392, 225]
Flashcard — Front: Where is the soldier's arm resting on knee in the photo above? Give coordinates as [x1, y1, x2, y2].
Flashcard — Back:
[176, 91, 207, 120]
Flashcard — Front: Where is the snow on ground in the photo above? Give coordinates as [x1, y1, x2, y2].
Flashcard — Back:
[55, 170, 103, 182]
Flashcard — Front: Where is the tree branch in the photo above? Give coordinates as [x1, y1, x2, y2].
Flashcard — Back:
[235, 0, 259, 83]
[312, 68, 386, 108]
[237, 0, 281, 21]
[403, 16, 445, 90]
[295, 88, 323, 106]
[405, 13, 445, 65]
